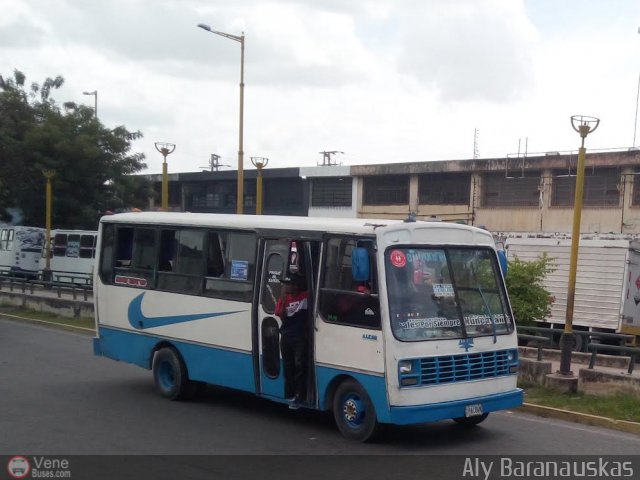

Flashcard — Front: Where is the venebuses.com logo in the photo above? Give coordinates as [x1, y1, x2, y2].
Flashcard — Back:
[7, 456, 30, 479]
[6, 456, 72, 478]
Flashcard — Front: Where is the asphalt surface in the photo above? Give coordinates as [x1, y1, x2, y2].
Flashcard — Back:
[2, 317, 640, 457]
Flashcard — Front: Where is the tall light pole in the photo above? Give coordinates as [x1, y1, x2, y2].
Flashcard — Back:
[633, 27, 640, 147]
[154, 142, 176, 211]
[251, 156, 269, 215]
[558, 115, 600, 376]
[197, 23, 245, 214]
[83, 90, 98, 119]
[42, 169, 55, 283]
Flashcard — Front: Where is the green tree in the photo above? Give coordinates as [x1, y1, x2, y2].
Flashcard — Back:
[0, 69, 153, 229]
[505, 254, 555, 326]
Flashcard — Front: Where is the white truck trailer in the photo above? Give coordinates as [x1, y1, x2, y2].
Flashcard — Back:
[503, 234, 640, 339]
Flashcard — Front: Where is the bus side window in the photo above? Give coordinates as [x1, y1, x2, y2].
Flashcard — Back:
[115, 227, 134, 268]
[203, 231, 256, 302]
[319, 237, 380, 329]
[131, 228, 156, 271]
[67, 234, 81, 258]
[79, 235, 95, 259]
[0, 229, 7, 250]
[206, 232, 224, 277]
[99, 224, 115, 283]
[158, 229, 176, 271]
[53, 234, 67, 257]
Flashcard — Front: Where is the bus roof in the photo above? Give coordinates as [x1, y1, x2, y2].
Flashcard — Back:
[100, 212, 402, 235]
[99, 212, 493, 241]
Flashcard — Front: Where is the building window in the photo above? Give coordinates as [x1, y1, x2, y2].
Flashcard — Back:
[552, 168, 620, 207]
[419, 173, 470, 205]
[311, 177, 352, 207]
[630, 173, 640, 206]
[362, 175, 409, 206]
[482, 173, 540, 207]
[187, 181, 237, 210]
[264, 178, 301, 207]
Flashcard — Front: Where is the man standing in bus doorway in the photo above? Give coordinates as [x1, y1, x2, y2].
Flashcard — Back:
[275, 273, 309, 410]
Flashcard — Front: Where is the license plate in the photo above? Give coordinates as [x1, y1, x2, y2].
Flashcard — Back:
[465, 404, 483, 417]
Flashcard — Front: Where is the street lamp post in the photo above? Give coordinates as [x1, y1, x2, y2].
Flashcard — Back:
[197, 23, 245, 214]
[42, 169, 56, 283]
[154, 142, 176, 211]
[250, 157, 269, 215]
[82, 90, 98, 119]
[633, 27, 640, 147]
[558, 115, 600, 376]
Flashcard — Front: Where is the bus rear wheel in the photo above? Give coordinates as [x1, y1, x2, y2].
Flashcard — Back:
[332, 379, 379, 442]
[152, 347, 202, 401]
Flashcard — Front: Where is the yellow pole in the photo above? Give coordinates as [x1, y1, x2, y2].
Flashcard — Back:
[564, 142, 586, 334]
[43, 170, 55, 282]
[155, 142, 175, 211]
[237, 34, 245, 214]
[250, 157, 268, 215]
[162, 159, 168, 211]
[256, 165, 263, 215]
[559, 117, 599, 375]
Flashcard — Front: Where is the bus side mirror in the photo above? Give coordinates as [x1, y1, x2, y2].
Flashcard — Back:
[352, 247, 370, 282]
[497, 250, 508, 277]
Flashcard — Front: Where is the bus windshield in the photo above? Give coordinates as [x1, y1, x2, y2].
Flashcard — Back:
[385, 246, 513, 342]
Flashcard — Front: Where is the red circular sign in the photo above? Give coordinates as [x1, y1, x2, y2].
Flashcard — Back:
[390, 250, 406, 268]
[7, 457, 30, 479]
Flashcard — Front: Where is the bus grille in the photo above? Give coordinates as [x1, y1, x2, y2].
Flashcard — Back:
[417, 350, 515, 386]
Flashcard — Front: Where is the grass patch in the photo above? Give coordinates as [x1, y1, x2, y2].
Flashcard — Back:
[523, 384, 640, 423]
[0, 304, 95, 330]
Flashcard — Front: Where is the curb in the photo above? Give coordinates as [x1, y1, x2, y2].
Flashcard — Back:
[519, 403, 640, 435]
[0, 312, 95, 335]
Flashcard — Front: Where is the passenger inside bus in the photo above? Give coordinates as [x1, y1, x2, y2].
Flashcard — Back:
[275, 271, 309, 410]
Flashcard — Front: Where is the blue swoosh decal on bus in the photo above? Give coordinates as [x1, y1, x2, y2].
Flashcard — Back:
[127, 292, 244, 330]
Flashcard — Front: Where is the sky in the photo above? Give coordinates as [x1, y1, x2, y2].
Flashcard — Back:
[2, 0, 640, 175]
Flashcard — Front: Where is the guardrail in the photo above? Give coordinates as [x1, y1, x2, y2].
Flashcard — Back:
[518, 325, 639, 372]
[0, 275, 92, 301]
[588, 344, 640, 374]
[517, 333, 551, 361]
[518, 325, 634, 347]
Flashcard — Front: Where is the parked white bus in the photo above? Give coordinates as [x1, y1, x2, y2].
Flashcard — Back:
[0, 226, 45, 278]
[41, 230, 98, 284]
[93, 212, 522, 441]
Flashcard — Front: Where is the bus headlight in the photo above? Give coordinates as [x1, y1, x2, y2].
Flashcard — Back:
[399, 360, 413, 374]
[507, 349, 518, 364]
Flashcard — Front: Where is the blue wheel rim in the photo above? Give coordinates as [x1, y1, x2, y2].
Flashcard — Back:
[342, 393, 365, 429]
[157, 360, 175, 391]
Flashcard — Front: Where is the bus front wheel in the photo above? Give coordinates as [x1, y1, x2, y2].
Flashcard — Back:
[332, 379, 379, 442]
[152, 347, 201, 401]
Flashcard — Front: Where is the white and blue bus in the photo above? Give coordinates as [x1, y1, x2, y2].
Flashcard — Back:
[93, 212, 522, 441]
[0, 226, 46, 278]
[40, 229, 98, 284]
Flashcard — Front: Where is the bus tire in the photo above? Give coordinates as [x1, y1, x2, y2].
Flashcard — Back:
[453, 413, 489, 426]
[152, 347, 192, 401]
[332, 379, 379, 442]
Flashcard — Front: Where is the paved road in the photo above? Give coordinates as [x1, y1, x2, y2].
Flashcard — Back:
[2, 317, 640, 456]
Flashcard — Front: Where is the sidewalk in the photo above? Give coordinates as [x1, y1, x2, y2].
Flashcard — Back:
[518, 347, 640, 435]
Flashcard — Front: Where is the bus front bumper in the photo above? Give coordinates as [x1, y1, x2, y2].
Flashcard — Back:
[387, 389, 523, 425]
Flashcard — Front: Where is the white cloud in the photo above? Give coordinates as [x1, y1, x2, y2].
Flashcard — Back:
[2, 0, 640, 175]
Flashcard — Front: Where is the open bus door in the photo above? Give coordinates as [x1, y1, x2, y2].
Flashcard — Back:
[254, 239, 318, 403]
